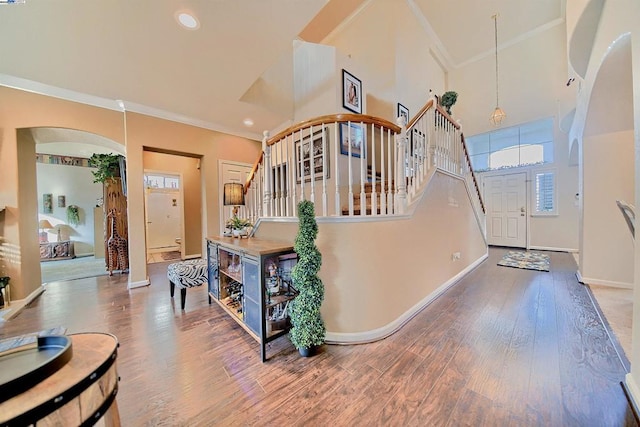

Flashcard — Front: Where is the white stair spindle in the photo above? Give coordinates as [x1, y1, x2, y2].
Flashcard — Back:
[321, 124, 328, 216]
[359, 121, 366, 216]
[262, 131, 272, 217]
[334, 122, 341, 216]
[370, 123, 377, 216]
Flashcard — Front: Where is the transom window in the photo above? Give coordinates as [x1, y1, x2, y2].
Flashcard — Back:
[467, 118, 554, 171]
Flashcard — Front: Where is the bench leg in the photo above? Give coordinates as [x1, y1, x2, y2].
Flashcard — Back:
[170, 281, 175, 298]
[180, 288, 187, 310]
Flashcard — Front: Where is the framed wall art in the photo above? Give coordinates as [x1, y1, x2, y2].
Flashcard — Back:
[296, 128, 329, 183]
[43, 193, 53, 214]
[342, 69, 362, 114]
[339, 122, 366, 159]
[397, 103, 409, 126]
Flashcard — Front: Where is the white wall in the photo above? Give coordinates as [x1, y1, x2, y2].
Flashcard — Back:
[36, 162, 102, 256]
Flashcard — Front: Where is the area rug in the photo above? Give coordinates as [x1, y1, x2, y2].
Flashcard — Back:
[497, 251, 550, 272]
[160, 251, 182, 261]
[40, 256, 109, 283]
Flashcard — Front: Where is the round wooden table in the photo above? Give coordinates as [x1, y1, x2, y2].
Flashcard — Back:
[0, 332, 120, 426]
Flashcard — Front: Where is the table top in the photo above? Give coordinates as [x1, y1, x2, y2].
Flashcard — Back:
[207, 235, 294, 256]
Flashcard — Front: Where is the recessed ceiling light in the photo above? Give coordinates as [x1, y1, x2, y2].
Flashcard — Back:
[176, 11, 199, 30]
[243, 118, 254, 127]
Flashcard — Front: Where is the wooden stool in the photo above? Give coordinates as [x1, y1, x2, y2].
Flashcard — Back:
[167, 258, 208, 310]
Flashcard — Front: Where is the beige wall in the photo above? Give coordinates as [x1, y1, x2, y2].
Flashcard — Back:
[580, 130, 634, 286]
[256, 171, 486, 337]
[143, 151, 202, 257]
[0, 86, 261, 298]
[0, 86, 124, 299]
[125, 112, 261, 286]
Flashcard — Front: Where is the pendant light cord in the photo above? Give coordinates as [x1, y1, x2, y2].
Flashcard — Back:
[493, 14, 499, 108]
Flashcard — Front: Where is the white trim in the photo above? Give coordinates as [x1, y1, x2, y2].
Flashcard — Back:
[0, 74, 263, 141]
[578, 276, 633, 289]
[624, 374, 640, 415]
[0, 286, 45, 322]
[325, 252, 488, 344]
[576, 269, 585, 284]
[529, 246, 578, 253]
[128, 278, 150, 289]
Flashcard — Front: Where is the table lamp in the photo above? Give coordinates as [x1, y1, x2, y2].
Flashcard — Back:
[223, 182, 245, 218]
[39, 219, 53, 243]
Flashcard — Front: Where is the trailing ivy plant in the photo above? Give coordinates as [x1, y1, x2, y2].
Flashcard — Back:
[440, 91, 458, 115]
[88, 153, 122, 183]
[289, 200, 326, 353]
[67, 205, 80, 226]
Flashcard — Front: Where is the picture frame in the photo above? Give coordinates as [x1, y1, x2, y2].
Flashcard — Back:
[296, 128, 329, 183]
[397, 103, 409, 126]
[58, 195, 66, 208]
[339, 122, 366, 159]
[43, 193, 53, 214]
[342, 69, 362, 114]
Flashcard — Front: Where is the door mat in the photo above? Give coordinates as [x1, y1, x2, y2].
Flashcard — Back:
[497, 251, 550, 272]
[161, 251, 182, 261]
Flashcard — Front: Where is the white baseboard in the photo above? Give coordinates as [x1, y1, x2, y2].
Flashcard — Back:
[128, 277, 150, 289]
[0, 286, 45, 322]
[577, 273, 632, 289]
[625, 374, 640, 415]
[529, 246, 578, 253]
[325, 252, 489, 344]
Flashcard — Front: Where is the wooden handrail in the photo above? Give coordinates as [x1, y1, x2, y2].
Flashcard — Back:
[267, 114, 401, 146]
[460, 134, 485, 213]
[406, 99, 434, 129]
[244, 151, 264, 193]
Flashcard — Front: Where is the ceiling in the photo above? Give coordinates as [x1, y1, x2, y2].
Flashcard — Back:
[0, 0, 563, 144]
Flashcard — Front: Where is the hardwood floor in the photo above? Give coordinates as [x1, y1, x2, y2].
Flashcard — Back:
[1, 249, 637, 426]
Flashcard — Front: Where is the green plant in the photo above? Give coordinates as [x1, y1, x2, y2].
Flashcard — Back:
[67, 205, 80, 226]
[440, 91, 458, 115]
[289, 200, 325, 352]
[88, 153, 122, 183]
[225, 216, 252, 230]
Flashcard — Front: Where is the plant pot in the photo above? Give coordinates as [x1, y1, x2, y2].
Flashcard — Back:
[298, 347, 315, 357]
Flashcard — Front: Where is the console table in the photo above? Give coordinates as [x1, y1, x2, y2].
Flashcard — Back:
[40, 240, 75, 261]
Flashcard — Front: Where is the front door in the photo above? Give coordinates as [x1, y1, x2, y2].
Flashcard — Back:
[484, 173, 527, 247]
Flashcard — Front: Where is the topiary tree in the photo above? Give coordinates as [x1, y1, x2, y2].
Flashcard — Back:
[289, 200, 325, 356]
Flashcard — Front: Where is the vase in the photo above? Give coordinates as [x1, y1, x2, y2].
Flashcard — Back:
[298, 347, 315, 357]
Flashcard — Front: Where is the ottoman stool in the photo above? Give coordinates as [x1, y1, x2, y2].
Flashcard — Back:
[167, 258, 208, 310]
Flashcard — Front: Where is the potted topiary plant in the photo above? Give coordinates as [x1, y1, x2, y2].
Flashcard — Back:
[289, 200, 325, 357]
[440, 91, 458, 115]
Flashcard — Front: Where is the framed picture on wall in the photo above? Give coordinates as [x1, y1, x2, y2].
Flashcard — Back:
[43, 193, 53, 214]
[339, 122, 366, 159]
[296, 128, 329, 183]
[397, 103, 409, 126]
[342, 69, 362, 114]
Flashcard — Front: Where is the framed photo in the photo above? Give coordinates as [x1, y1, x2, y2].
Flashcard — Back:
[397, 103, 409, 126]
[339, 122, 366, 159]
[57, 195, 66, 208]
[296, 128, 329, 183]
[342, 69, 362, 114]
[43, 193, 53, 214]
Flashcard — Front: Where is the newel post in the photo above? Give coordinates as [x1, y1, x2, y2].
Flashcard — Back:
[262, 131, 272, 217]
[395, 117, 408, 214]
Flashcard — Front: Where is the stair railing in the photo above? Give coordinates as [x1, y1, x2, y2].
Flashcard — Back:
[244, 96, 485, 225]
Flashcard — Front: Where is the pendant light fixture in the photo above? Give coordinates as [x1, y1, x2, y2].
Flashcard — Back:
[490, 13, 506, 126]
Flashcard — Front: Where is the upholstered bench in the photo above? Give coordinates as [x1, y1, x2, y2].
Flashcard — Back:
[167, 258, 208, 310]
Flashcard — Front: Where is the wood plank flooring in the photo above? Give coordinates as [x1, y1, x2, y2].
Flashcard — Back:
[0, 248, 637, 426]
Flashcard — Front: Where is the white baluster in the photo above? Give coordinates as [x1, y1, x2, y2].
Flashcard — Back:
[334, 122, 341, 216]
[395, 122, 407, 214]
[348, 121, 354, 216]
[262, 131, 272, 217]
[370, 123, 377, 216]
[289, 134, 296, 215]
[380, 127, 386, 215]
[309, 125, 316, 205]
[298, 129, 305, 202]
[321, 124, 328, 216]
[359, 121, 366, 217]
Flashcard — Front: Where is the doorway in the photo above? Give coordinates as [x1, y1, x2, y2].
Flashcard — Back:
[484, 172, 527, 248]
[144, 171, 184, 263]
[219, 161, 253, 234]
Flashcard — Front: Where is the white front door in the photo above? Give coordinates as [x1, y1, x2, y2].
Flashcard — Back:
[145, 189, 182, 251]
[220, 162, 253, 233]
[485, 173, 527, 247]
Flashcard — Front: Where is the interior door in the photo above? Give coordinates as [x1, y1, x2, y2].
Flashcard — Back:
[220, 162, 253, 233]
[145, 188, 182, 251]
[484, 173, 527, 247]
